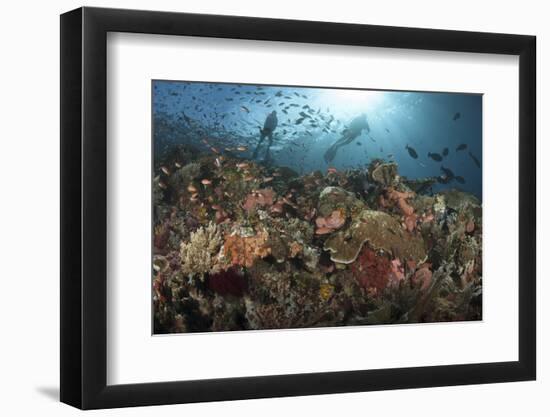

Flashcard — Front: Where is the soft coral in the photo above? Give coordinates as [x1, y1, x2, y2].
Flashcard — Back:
[207, 268, 248, 297]
[351, 247, 392, 296]
[384, 187, 417, 232]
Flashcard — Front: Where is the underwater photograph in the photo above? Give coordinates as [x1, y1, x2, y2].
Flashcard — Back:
[152, 80, 482, 334]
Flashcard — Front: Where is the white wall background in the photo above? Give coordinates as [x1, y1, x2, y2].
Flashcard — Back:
[0, 0, 545, 415]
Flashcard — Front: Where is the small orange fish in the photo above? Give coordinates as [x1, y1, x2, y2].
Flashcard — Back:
[187, 184, 197, 193]
[270, 203, 284, 214]
[201, 179, 212, 185]
[236, 162, 249, 169]
[327, 167, 338, 174]
[160, 166, 170, 176]
[315, 226, 333, 235]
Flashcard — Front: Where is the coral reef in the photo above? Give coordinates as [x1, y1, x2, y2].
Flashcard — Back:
[153, 152, 483, 333]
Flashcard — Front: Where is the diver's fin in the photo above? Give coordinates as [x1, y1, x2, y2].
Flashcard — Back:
[252, 142, 262, 159]
[252, 146, 260, 159]
[253, 134, 265, 159]
[324, 145, 337, 163]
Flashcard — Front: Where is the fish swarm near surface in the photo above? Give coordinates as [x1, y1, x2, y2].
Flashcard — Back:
[152, 148, 482, 333]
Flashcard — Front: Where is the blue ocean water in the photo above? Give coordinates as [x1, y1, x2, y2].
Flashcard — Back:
[153, 81, 482, 199]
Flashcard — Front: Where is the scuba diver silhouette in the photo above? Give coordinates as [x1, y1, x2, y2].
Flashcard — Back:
[324, 113, 370, 163]
[253, 110, 278, 161]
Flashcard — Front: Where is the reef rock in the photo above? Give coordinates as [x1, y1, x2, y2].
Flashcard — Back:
[169, 162, 201, 191]
[317, 186, 365, 218]
[370, 162, 399, 186]
[315, 209, 346, 234]
[243, 188, 275, 213]
[440, 189, 481, 215]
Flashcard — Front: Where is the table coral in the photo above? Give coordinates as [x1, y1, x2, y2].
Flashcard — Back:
[324, 209, 427, 264]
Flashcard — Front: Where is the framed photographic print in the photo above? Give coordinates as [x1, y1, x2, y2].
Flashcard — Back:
[60, 7, 536, 409]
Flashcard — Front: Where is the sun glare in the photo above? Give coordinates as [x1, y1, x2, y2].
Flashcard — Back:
[318, 89, 385, 114]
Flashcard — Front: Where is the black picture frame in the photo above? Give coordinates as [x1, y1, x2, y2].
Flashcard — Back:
[60, 6, 536, 410]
